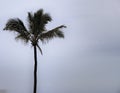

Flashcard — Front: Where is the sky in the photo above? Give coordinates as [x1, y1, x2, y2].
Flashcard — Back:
[0, 0, 120, 93]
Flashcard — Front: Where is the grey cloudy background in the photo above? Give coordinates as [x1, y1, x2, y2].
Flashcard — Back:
[0, 0, 120, 93]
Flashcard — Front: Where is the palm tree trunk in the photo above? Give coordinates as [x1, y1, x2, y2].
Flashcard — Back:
[33, 45, 37, 93]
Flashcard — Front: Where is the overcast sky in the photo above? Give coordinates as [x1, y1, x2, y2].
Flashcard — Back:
[0, 0, 120, 93]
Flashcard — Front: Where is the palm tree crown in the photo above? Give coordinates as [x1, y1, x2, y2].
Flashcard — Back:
[4, 9, 66, 54]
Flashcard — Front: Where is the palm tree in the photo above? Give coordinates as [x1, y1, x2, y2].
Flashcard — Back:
[3, 9, 66, 93]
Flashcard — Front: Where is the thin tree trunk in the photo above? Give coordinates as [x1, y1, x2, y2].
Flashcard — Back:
[33, 45, 37, 93]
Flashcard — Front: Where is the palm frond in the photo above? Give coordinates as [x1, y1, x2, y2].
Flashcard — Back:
[38, 25, 66, 42]
[35, 9, 43, 17]
[28, 9, 52, 36]
[33, 9, 44, 35]
[15, 34, 30, 43]
[39, 13, 52, 33]
[4, 18, 27, 32]
[3, 18, 31, 44]
[41, 13, 52, 26]
[43, 13, 52, 22]
[36, 44, 43, 55]
[27, 12, 34, 33]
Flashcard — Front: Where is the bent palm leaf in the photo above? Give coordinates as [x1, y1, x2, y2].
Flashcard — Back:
[36, 44, 43, 55]
[4, 18, 30, 43]
[38, 25, 66, 42]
